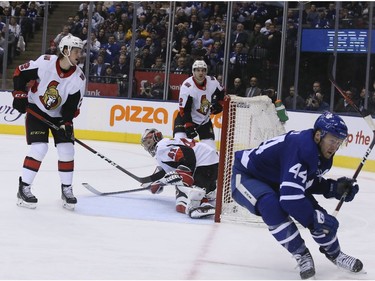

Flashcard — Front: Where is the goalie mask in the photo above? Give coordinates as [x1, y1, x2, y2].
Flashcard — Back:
[314, 111, 348, 140]
[141, 128, 163, 157]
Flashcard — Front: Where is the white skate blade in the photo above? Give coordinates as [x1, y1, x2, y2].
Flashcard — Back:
[17, 198, 37, 209]
[62, 201, 75, 211]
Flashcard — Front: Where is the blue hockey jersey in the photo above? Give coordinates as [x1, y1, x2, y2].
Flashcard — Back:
[233, 129, 333, 227]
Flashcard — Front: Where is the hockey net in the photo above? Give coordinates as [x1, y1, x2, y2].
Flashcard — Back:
[215, 95, 286, 224]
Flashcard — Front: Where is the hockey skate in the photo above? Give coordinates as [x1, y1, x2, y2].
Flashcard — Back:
[17, 177, 37, 209]
[189, 200, 215, 219]
[293, 248, 316, 280]
[61, 184, 77, 210]
[324, 250, 363, 273]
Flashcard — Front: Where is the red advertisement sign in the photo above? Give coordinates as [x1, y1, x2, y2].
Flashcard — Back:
[87, 83, 119, 97]
[134, 71, 189, 100]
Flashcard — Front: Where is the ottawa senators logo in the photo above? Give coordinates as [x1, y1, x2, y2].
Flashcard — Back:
[39, 80, 61, 110]
[197, 95, 210, 115]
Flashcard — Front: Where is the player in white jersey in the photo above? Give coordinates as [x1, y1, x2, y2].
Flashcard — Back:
[173, 60, 225, 149]
[141, 128, 219, 219]
[12, 35, 86, 210]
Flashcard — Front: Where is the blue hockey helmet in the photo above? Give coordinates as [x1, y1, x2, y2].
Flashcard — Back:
[314, 112, 348, 140]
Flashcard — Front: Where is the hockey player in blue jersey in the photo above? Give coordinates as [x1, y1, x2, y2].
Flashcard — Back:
[231, 112, 362, 279]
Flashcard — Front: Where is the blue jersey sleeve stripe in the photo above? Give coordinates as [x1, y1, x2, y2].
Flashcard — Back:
[280, 194, 305, 201]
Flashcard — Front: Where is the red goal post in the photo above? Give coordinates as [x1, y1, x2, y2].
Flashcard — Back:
[215, 95, 286, 223]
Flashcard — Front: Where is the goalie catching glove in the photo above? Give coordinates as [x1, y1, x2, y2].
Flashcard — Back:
[325, 177, 359, 202]
[150, 165, 194, 194]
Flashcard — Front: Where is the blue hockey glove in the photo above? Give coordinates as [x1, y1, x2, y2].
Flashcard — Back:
[326, 177, 359, 202]
[312, 210, 339, 236]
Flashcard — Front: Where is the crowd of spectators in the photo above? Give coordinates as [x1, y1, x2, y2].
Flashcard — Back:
[2, 1, 375, 114]
[0, 1, 49, 72]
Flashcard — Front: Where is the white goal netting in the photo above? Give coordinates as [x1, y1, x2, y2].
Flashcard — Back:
[215, 95, 286, 224]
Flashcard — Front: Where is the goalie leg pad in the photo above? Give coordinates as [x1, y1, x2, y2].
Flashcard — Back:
[175, 185, 206, 215]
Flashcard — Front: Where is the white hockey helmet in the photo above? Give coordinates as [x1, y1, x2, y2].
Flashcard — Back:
[141, 128, 163, 157]
[192, 60, 207, 73]
[59, 35, 84, 54]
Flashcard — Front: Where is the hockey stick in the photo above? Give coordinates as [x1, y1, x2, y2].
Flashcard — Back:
[328, 56, 375, 216]
[25, 108, 165, 184]
[82, 182, 151, 196]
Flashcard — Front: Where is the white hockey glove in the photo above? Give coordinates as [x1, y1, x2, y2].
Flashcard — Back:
[149, 165, 194, 194]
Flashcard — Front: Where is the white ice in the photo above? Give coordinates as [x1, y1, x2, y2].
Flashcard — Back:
[0, 134, 374, 280]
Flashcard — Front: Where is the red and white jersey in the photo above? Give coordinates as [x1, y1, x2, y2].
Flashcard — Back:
[17, 54, 86, 118]
[179, 75, 223, 125]
[155, 137, 219, 173]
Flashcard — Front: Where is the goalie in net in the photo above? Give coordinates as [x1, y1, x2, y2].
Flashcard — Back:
[141, 129, 219, 219]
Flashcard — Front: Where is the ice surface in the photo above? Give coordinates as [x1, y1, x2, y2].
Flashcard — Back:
[0, 134, 374, 280]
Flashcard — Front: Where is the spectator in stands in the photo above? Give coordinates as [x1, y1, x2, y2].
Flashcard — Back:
[149, 74, 165, 99]
[369, 91, 375, 115]
[113, 23, 126, 45]
[306, 4, 320, 28]
[83, 32, 100, 62]
[172, 56, 190, 74]
[264, 23, 282, 65]
[69, 15, 82, 37]
[90, 54, 109, 83]
[54, 25, 72, 46]
[139, 46, 154, 69]
[228, 77, 246, 97]
[174, 48, 193, 69]
[306, 92, 330, 112]
[228, 42, 248, 89]
[284, 86, 305, 110]
[191, 38, 208, 61]
[263, 87, 277, 103]
[334, 89, 358, 113]
[172, 35, 192, 56]
[18, 7, 33, 44]
[45, 41, 58, 55]
[118, 12, 132, 32]
[78, 26, 88, 41]
[102, 35, 121, 65]
[97, 28, 108, 45]
[151, 56, 165, 72]
[188, 14, 202, 41]
[26, 1, 40, 33]
[112, 53, 130, 77]
[103, 66, 117, 84]
[244, 76, 262, 97]
[260, 19, 272, 35]
[102, 12, 118, 35]
[200, 30, 214, 48]
[231, 23, 249, 49]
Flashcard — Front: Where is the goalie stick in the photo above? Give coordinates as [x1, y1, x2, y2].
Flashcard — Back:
[328, 56, 375, 216]
[26, 108, 165, 184]
[82, 182, 151, 196]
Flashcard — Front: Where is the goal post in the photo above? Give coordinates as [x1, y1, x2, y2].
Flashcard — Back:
[215, 95, 286, 223]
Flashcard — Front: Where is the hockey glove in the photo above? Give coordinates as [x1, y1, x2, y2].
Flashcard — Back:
[150, 170, 182, 194]
[210, 103, 223, 114]
[149, 165, 194, 194]
[326, 177, 359, 202]
[311, 209, 339, 236]
[59, 121, 74, 140]
[185, 123, 198, 139]
[12, 90, 28, 114]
